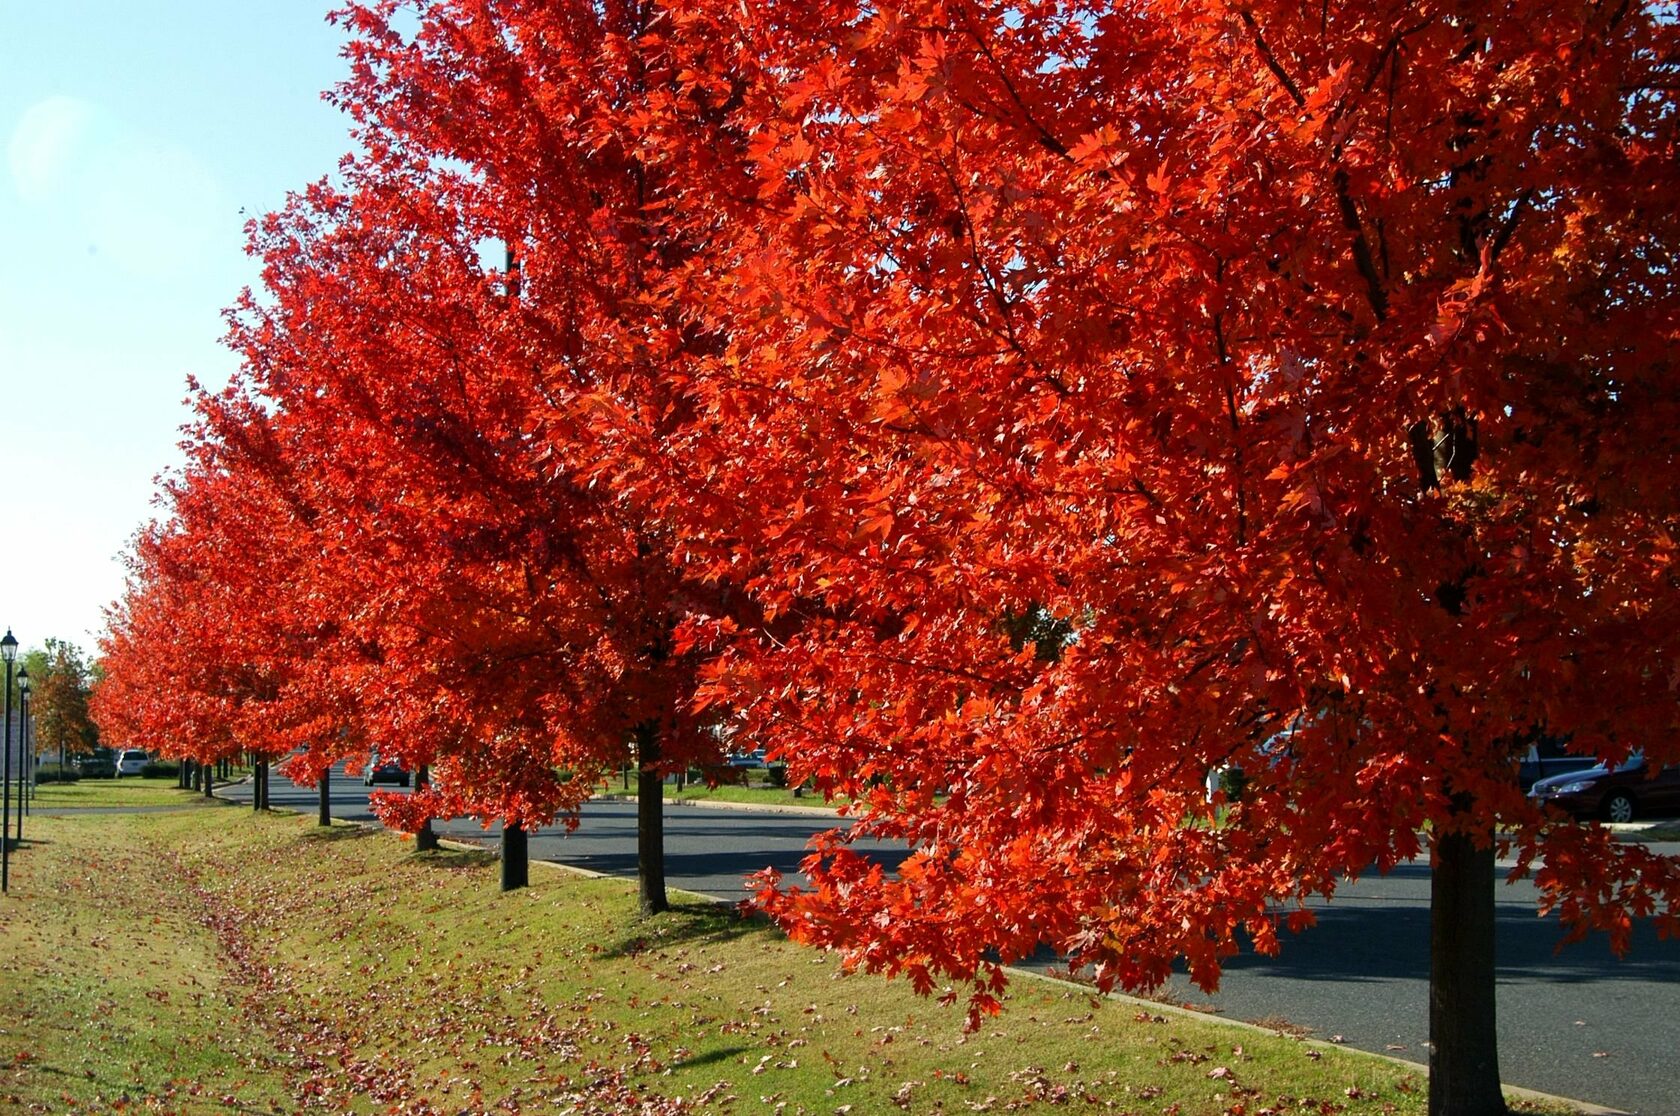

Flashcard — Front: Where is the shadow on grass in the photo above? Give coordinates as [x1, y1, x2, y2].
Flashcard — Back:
[600, 899, 764, 958]
[300, 823, 384, 844]
[671, 1045, 752, 1071]
[30, 1063, 276, 1115]
[408, 847, 499, 870]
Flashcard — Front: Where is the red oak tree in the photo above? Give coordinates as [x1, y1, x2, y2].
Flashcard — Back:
[94, 382, 363, 809]
[643, 2, 1680, 1113]
[205, 0, 752, 904]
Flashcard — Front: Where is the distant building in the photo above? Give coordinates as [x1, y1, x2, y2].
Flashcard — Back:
[2, 710, 35, 776]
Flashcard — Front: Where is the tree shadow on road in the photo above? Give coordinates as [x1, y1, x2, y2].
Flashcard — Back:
[1215, 898, 1680, 986]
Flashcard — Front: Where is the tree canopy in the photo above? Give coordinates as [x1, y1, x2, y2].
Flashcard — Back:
[94, 2, 1680, 1111]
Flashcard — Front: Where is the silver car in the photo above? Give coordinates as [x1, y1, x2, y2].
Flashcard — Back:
[114, 749, 150, 777]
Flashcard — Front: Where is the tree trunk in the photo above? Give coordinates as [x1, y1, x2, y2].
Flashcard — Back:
[317, 769, 331, 825]
[203, 763, 213, 798]
[636, 722, 668, 915]
[1429, 827, 1508, 1116]
[414, 765, 439, 851]
[500, 821, 528, 891]
[254, 758, 268, 812]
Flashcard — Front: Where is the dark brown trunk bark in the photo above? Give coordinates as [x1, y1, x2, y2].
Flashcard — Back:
[254, 758, 268, 812]
[500, 821, 528, 891]
[414, 765, 439, 851]
[1429, 827, 1508, 1116]
[636, 722, 668, 915]
[317, 770, 330, 825]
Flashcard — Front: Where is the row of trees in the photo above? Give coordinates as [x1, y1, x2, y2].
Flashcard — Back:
[92, 2, 1679, 1113]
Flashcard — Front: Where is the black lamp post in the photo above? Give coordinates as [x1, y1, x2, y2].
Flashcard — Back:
[21, 677, 31, 817]
[15, 668, 28, 835]
[2, 628, 17, 893]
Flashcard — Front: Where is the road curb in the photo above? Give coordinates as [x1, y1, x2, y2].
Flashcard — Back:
[1006, 966, 1628, 1115]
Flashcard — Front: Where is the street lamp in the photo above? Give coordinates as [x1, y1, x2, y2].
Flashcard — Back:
[2, 628, 17, 893]
[15, 668, 27, 837]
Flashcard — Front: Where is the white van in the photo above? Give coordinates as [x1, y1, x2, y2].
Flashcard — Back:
[114, 749, 150, 777]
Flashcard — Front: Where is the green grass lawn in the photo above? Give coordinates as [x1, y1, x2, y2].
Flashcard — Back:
[661, 782, 840, 810]
[32, 777, 208, 810]
[0, 808, 1574, 1113]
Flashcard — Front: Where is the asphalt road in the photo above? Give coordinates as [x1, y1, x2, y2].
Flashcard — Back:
[219, 769, 1678, 1115]
[218, 768, 883, 899]
[1157, 861, 1679, 1116]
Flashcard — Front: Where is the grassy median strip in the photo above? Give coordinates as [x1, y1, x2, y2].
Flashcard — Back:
[0, 802, 295, 1112]
[0, 807, 1571, 1114]
[33, 779, 211, 811]
[659, 784, 838, 810]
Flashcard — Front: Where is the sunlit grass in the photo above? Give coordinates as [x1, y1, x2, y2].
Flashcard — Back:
[661, 782, 837, 809]
[0, 812, 294, 1111]
[32, 777, 209, 810]
[0, 808, 1579, 1113]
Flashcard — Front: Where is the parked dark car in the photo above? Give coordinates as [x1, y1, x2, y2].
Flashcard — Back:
[1515, 737, 1601, 793]
[1528, 753, 1680, 823]
[362, 754, 410, 787]
[725, 748, 768, 769]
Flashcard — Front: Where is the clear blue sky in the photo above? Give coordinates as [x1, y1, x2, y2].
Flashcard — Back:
[1, 3, 360, 657]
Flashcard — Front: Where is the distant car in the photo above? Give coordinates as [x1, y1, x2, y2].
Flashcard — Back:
[1529, 752, 1680, 823]
[1208, 721, 1304, 801]
[725, 748, 768, 768]
[114, 749, 150, 777]
[362, 754, 410, 786]
[75, 753, 117, 778]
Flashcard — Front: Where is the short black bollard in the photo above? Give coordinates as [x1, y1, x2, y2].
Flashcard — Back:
[501, 821, 528, 891]
[414, 766, 439, 851]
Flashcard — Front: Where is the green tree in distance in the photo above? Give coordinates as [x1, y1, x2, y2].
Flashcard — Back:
[31, 639, 98, 769]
